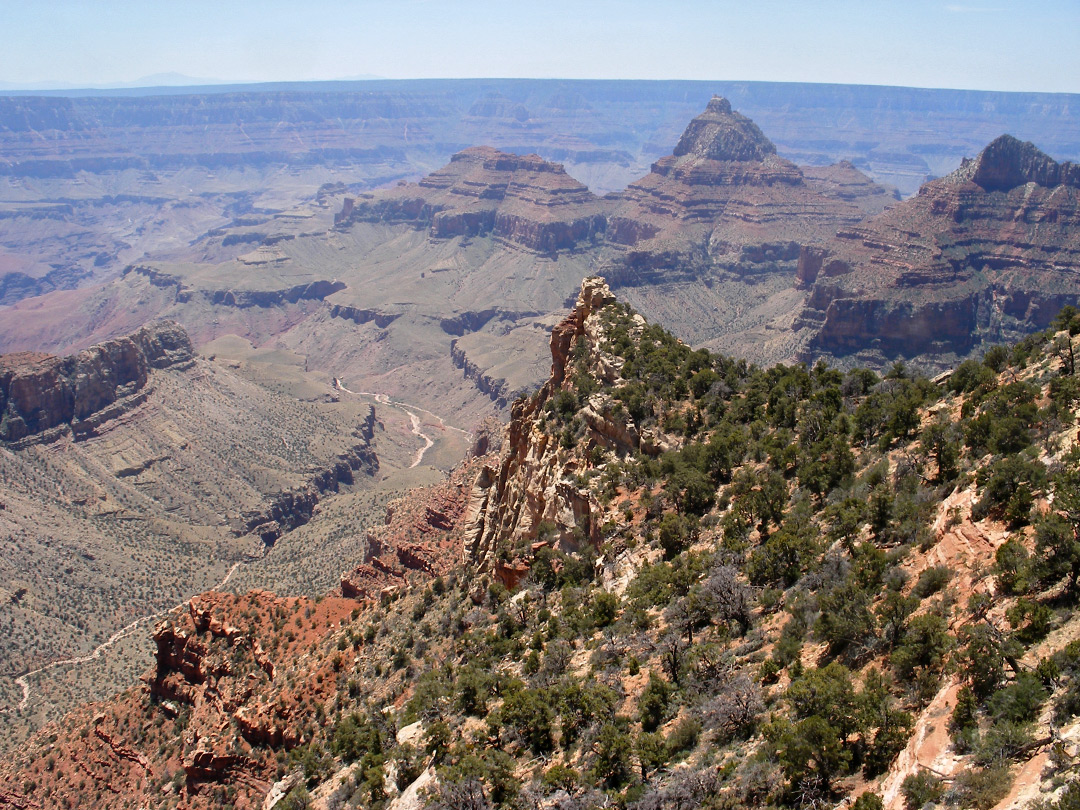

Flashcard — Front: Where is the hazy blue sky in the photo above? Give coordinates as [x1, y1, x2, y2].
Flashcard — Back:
[1, 0, 1077, 93]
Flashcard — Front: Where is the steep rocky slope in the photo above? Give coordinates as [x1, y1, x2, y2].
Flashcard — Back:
[803, 160, 902, 216]
[6, 279, 1080, 810]
[798, 135, 1080, 369]
[0, 459, 484, 809]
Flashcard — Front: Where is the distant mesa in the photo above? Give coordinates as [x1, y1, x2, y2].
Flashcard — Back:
[467, 92, 531, 122]
[324, 97, 905, 372]
[543, 89, 592, 112]
[336, 145, 607, 254]
[600, 95, 885, 296]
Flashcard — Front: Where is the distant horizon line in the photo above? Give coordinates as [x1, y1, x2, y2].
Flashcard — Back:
[2, 75, 1079, 98]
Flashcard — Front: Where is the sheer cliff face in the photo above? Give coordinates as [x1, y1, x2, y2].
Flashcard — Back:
[0, 320, 193, 443]
[798, 136, 1080, 366]
[462, 278, 611, 575]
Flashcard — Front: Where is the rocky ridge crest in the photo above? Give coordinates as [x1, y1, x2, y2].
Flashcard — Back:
[462, 277, 675, 583]
[961, 134, 1080, 192]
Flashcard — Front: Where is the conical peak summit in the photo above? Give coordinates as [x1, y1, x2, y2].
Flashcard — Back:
[955, 134, 1080, 191]
[705, 95, 732, 115]
[671, 96, 777, 162]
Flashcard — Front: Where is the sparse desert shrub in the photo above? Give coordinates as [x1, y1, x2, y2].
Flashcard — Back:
[901, 770, 944, 810]
[947, 766, 1013, 810]
[663, 715, 701, 761]
[912, 565, 951, 599]
[639, 672, 673, 733]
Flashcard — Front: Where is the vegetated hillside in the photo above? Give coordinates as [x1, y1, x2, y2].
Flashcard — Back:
[6, 278, 1080, 810]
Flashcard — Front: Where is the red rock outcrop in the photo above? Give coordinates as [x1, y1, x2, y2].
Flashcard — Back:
[0, 788, 39, 809]
[462, 277, 669, 574]
[0, 586, 363, 808]
[340, 456, 482, 601]
[798, 134, 1080, 365]
[92, 716, 152, 775]
[149, 591, 358, 796]
[336, 146, 607, 254]
[0, 320, 193, 443]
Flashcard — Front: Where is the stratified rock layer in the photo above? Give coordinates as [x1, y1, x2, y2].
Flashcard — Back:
[462, 277, 673, 582]
[0, 320, 193, 443]
[799, 135, 1080, 364]
[340, 457, 481, 601]
[601, 96, 878, 285]
[337, 146, 607, 253]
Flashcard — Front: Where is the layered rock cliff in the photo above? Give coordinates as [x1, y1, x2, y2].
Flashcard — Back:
[339, 457, 481, 601]
[124, 265, 347, 308]
[0, 320, 193, 443]
[238, 406, 379, 544]
[601, 96, 886, 285]
[336, 146, 607, 254]
[323, 98, 902, 372]
[798, 135, 1080, 366]
[803, 160, 901, 216]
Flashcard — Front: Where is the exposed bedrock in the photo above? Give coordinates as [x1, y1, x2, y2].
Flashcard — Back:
[801, 134, 1080, 363]
[329, 304, 401, 328]
[449, 339, 519, 407]
[463, 277, 670, 573]
[123, 265, 346, 307]
[337, 146, 608, 253]
[0, 320, 193, 443]
[807, 293, 983, 357]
